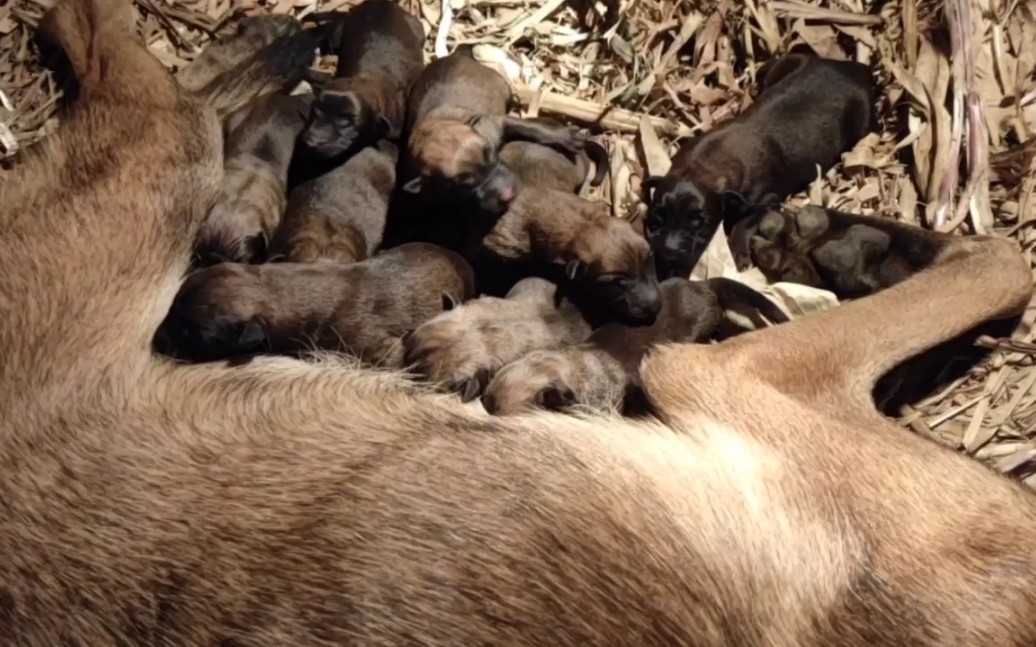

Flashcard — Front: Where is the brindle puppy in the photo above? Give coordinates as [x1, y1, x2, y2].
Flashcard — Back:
[296, 0, 424, 168]
[499, 140, 611, 193]
[155, 242, 475, 365]
[401, 277, 591, 401]
[482, 276, 789, 415]
[478, 187, 662, 327]
[175, 15, 301, 93]
[270, 139, 398, 264]
[194, 93, 310, 266]
[399, 46, 590, 222]
[644, 47, 875, 278]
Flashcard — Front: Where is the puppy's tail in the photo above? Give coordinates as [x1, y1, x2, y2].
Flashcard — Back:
[708, 277, 791, 326]
[584, 140, 611, 188]
[195, 24, 328, 120]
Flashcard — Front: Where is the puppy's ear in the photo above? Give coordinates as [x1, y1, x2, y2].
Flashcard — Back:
[401, 177, 423, 194]
[236, 319, 267, 351]
[467, 114, 504, 149]
[441, 292, 460, 311]
[535, 382, 576, 411]
[565, 260, 584, 281]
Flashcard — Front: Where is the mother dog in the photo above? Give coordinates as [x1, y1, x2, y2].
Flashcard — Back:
[1, 0, 1034, 644]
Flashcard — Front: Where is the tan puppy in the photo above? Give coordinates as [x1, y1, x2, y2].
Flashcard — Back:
[155, 242, 475, 365]
[499, 140, 610, 193]
[194, 93, 310, 266]
[479, 187, 662, 326]
[6, 1, 1036, 643]
[175, 15, 301, 92]
[401, 277, 590, 400]
[482, 277, 789, 415]
[269, 139, 398, 264]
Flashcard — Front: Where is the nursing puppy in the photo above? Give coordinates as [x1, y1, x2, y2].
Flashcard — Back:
[270, 139, 398, 264]
[401, 277, 590, 400]
[499, 139, 611, 193]
[155, 242, 475, 365]
[175, 15, 301, 93]
[400, 46, 589, 222]
[194, 93, 310, 266]
[645, 48, 875, 278]
[478, 187, 663, 327]
[482, 277, 789, 415]
[296, 0, 424, 167]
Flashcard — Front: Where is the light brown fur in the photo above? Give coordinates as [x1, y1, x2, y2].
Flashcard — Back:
[5, 1, 1036, 645]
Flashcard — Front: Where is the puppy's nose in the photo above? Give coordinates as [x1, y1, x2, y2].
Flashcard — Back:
[481, 392, 498, 414]
[499, 184, 515, 204]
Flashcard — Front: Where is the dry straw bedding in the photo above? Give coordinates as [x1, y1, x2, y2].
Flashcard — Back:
[1, 0, 1034, 480]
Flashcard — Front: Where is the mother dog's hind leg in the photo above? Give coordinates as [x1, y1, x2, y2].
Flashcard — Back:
[642, 210, 1033, 425]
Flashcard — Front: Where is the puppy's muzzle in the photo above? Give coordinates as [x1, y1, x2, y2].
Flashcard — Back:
[473, 163, 519, 216]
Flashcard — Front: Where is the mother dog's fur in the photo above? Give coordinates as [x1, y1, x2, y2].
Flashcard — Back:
[2, 0, 1036, 644]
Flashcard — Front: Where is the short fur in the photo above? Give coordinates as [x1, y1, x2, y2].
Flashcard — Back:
[479, 186, 663, 326]
[401, 277, 590, 400]
[155, 242, 476, 365]
[483, 277, 789, 415]
[295, 0, 424, 166]
[194, 93, 310, 266]
[499, 139, 610, 192]
[645, 48, 875, 278]
[270, 139, 398, 264]
[5, 1, 1036, 644]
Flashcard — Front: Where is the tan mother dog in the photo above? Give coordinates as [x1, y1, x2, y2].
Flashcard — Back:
[2, 0, 1036, 644]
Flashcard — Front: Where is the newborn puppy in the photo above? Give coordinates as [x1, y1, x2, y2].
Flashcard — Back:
[481, 276, 789, 416]
[270, 139, 398, 264]
[194, 93, 310, 266]
[644, 47, 875, 278]
[499, 140, 610, 193]
[296, 0, 424, 167]
[400, 46, 589, 222]
[401, 277, 591, 401]
[154, 243, 475, 365]
[478, 187, 662, 327]
[175, 15, 301, 93]
[743, 205, 946, 299]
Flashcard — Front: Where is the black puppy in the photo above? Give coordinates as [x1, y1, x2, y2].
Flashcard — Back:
[644, 47, 875, 278]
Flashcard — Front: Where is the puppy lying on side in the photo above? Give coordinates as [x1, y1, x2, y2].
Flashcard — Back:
[296, 0, 424, 168]
[645, 47, 875, 278]
[478, 187, 662, 327]
[194, 93, 310, 266]
[402, 277, 590, 401]
[155, 243, 475, 365]
[482, 277, 789, 416]
[270, 140, 398, 264]
[399, 46, 589, 223]
[499, 140, 610, 193]
[175, 15, 301, 93]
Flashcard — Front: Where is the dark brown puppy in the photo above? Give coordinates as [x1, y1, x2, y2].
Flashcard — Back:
[399, 46, 589, 221]
[742, 205, 945, 299]
[478, 187, 662, 327]
[270, 139, 398, 264]
[194, 93, 310, 266]
[644, 47, 875, 278]
[154, 242, 475, 365]
[297, 0, 424, 164]
[482, 276, 789, 415]
[175, 15, 301, 93]
[499, 139, 610, 192]
[401, 277, 590, 400]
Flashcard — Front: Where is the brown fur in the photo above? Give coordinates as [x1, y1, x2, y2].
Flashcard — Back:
[483, 277, 789, 415]
[175, 15, 301, 93]
[402, 277, 590, 400]
[270, 139, 399, 264]
[155, 242, 475, 365]
[194, 93, 310, 266]
[5, 1, 1036, 644]
[479, 186, 662, 326]
[296, 0, 424, 162]
[499, 139, 610, 192]
[645, 48, 876, 278]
